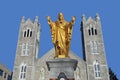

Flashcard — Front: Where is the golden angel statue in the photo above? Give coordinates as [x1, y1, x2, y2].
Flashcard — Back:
[47, 13, 75, 58]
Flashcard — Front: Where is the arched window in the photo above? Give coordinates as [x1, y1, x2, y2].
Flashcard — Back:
[21, 43, 28, 56]
[74, 67, 80, 80]
[24, 31, 26, 37]
[93, 60, 101, 78]
[88, 29, 91, 35]
[91, 27, 94, 35]
[23, 28, 32, 38]
[27, 29, 29, 37]
[95, 29, 97, 35]
[88, 24, 97, 36]
[39, 67, 45, 80]
[30, 31, 32, 37]
[19, 63, 27, 80]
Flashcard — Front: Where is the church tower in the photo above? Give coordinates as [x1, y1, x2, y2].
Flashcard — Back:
[81, 14, 109, 80]
[12, 16, 40, 80]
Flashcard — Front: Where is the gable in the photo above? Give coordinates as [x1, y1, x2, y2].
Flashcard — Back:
[34, 48, 87, 80]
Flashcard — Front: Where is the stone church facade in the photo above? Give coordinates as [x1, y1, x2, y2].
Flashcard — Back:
[12, 14, 109, 80]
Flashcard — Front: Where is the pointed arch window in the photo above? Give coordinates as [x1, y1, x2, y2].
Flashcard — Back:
[21, 43, 28, 56]
[88, 24, 97, 36]
[30, 31, 32, 37]
[23, 28, 32, 37]
[91, 27, 94, 35]
[19, 63, 27, 80]
[93, 60, 101, 78]
[74, 67, 80, 80]
[27, 29, 30, 37]
[88, 29, 91, 35]
[95, 29, 97, 35]
[24, 31, 26, 37]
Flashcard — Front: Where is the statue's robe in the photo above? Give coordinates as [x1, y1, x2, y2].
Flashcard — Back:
[48, 18, 75, 58]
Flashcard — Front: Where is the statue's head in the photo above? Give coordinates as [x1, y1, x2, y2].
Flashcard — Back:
[58, 13, 64, 21]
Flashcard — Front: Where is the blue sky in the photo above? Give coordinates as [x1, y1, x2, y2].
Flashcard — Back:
[0, 0, 119, 79]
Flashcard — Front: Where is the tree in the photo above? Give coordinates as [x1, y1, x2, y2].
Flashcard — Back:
[109, 68, 118, 80]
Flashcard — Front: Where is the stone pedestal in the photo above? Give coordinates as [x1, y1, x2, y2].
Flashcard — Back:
[46, 58, 78, 80]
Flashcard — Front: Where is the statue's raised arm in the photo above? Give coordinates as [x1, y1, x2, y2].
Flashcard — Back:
[72, 16, 76, 23]
[69, 16, 76, 26]
[47, 16, 56, 44]
[47, 16, 52, 25]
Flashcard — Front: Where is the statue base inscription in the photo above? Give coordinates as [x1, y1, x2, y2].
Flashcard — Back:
[46, 58, 78, 80]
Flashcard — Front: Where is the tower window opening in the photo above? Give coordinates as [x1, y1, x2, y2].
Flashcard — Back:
[88, 24, 98, 36]
[24, 29, 32, 37]
[88, 29, 91, 35]
[24, 31, 26, 37]
[27, 29, 30, 37]
[30, 31, 32, 37]
[95, 29, 97, 35]
[91, 28, 94, 35]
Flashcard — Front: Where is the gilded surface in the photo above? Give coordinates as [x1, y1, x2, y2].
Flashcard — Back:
[47, 13, 75, 58]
